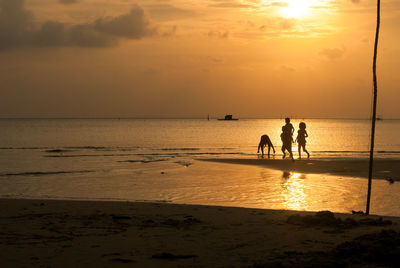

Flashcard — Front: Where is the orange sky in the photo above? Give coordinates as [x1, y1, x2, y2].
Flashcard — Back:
[0, 0, 399, 118]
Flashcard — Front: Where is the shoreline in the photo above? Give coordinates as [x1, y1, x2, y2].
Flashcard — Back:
[1, 198, 400, 267]
[200, 158, 400, 181]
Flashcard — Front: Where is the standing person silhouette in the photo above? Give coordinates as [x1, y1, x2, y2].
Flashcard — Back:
[296, 122, 310, 159]
[284, 117, 294, 137]
[281, 118, 294, 161]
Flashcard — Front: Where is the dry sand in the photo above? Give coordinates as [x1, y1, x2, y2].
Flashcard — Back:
[202, 158, 400, 181]
[1, 199, 400, 267]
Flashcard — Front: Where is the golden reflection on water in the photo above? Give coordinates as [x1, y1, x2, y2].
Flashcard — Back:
[281, 172, 309, 211]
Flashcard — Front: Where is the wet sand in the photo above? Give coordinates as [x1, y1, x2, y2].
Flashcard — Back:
[202, 158, 400, 181]
[1, 199, 400, 267]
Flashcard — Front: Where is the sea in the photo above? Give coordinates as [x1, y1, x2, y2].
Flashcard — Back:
[1, 118, 400, 216]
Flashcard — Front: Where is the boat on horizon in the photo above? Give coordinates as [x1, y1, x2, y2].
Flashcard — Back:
[218, 114, 239, 121]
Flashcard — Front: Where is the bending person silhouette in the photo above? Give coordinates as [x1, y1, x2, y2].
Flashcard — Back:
[257, 134, 275, 157]
[295, 122, 310, 159]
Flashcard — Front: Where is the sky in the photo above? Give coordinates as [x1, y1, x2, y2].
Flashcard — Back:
[0, 0, 399, 118]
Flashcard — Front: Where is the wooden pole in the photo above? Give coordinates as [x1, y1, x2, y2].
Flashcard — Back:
[366, 0, 381, 215]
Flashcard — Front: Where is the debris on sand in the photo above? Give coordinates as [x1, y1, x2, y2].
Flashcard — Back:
[287, 210, 392, 229]
[152, 252, 197, 260]
[254, 230, 400, 268]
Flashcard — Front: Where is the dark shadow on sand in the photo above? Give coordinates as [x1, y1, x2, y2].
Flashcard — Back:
[199, 158, 400, 181]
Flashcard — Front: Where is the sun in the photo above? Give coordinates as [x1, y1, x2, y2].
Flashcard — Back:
[282, 0, 312, 18]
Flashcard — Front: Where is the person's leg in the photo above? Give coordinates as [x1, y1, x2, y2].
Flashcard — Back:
[287, 144, 294, 161]
[259, 143, 265, 156]
[267, 145, 271, 158]
[281, 145, 286, 158]
[298, 144, 301, 159]
[270, 142, 275, 155]
[303, 144, 310, 158]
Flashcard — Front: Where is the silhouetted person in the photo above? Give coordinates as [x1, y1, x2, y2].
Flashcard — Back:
[257, 134, 275, 157]
[281, 126, 294, 161]
[296, 122, 310, 159]
[283, 117, 294, 136]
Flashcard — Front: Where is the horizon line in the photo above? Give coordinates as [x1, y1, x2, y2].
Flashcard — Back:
[0, 117, 398, 120]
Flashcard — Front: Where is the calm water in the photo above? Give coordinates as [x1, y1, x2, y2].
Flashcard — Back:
[1, 119, 400, 215]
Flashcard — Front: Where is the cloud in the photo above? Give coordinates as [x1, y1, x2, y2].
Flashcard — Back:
[147, 4, 199, 21]
[280, 65, 296, 72]
[319, 47, 346, 60]
[280, 19, 295, 30]
[159, 25, 177, 37]
[94, 8, 153, 39]
[208, 0, 255, 9]
[59, 0, 79, 4]
[0, 0, 154, 50]
[269, 2, 289, 7]
[208, 30, 229, 38]
[350, 0, 360, 3]
[0, 0, 32, 50]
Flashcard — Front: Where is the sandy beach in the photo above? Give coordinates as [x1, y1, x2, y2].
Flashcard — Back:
[1, 198, 400, 267]
[203, 158, 400, 181]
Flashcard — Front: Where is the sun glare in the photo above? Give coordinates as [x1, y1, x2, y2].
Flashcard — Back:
[282, 0, 312, 18]
[281, 173, 308, 210]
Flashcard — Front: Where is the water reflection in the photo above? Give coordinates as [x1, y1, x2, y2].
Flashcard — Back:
[257, 154, 276, 159]
[281, 171, 308, 210]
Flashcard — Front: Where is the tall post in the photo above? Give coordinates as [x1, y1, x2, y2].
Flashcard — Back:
[366, 0, 381, 215]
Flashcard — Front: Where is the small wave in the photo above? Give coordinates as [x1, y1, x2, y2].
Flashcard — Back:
[0, 147, 50, 150]
[0, 146, 113, 151]
[155, 147, 241, 152]
[119, 159, 169, 164]
[313, 150, 365, 153]
[314, 150, 400, 154]
[159, 148, 201, 151]
[174, 161, 192, 167]
[0, 170, 96, 177]
[64, 146, 141, 152]
[135, 199, 172, 203]
[65, 146, 108, 150]
[182, 152, 246, 156]
[118, 160, 143, 163]
[45, 149, 73, 153]
[45, 155, 89, 158]
[0, 146, 129, 151]
[119, 147, 141, 151]
[45, 152, 246, 158]
[45, 153, 136, 158]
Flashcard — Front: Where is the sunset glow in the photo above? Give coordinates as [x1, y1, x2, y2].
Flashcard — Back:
[282, 0, 312, 18]
[0, 0, 398, 118]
